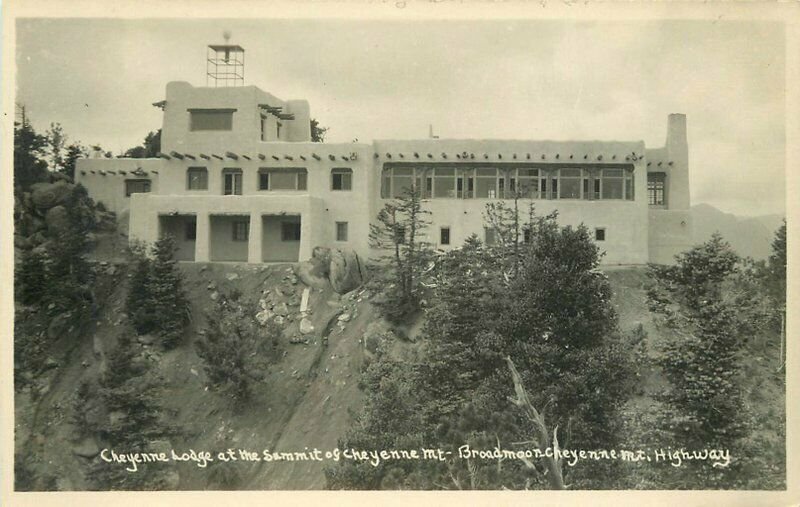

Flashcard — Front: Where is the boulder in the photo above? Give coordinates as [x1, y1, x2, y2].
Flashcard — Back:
[44, 205, 70, 232]
[274, 302, 289, 316]
[30, 181, 73, 210]
[312, 246, 332, 269]
[137, 334, 156, 345]
[293, 257, 331, 289]
[338, 313, 352, 323]
[329, 248, 367, 294]
[299, 318, 315, 335]
[226, 272, 240, 281]
[47, 313, 71, 341]
[72, 437, 100, 458]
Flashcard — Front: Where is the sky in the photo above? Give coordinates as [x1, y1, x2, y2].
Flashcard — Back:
[15, 18, 786, 217]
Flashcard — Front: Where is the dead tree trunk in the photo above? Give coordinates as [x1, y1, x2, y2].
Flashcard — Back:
[505, 356, 566, 490]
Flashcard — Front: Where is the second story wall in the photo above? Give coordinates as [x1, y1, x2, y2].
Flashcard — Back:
[160, 82, 311, 156]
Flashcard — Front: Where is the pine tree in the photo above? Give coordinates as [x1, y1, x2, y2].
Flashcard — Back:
[368, 186, 435, 323]
[148, 235, 189, 348]
[330, 208, 634, 490]
[91, 331, 171, 490]
[17, 248, 48, 305]
[195, 290, 280, 410]
[646, 234, 756, 487]
[125, 241, 156, 335]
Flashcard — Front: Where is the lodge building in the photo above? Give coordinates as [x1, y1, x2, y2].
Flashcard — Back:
[75, 44, 692, 266]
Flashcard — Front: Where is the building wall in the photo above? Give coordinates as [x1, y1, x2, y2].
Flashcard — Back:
[159, 215, 197, 261]
[370, 139, 650, 265]
[77, 80, 692, 266]
[262, 215, 301, 262]
[160, 82, 311, 156]
[645, 114, 693, 263]
[75, 158, 163, 215]
[210, 215, 250, 261]
[128, 193, 325, 262]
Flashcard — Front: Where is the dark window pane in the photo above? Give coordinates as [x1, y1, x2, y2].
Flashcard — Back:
[190, 110, 234, 131]
[440, 227, 450, 245]
[281, 221, 301, 241]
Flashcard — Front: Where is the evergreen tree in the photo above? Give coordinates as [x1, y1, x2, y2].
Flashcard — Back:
[368, 186, 435, 323]
[90, 331, 171, 490]
[14, 116, 49, 193]
[330, 209, 634, 490]
[147, 235, 190, 348]
[195, 290, 280, 410]
[126, 241, 156, 335]
[42, 185, 96, 321]
[646, 234, 757, 487]
[62, 143, 88, 181]
[16, 248, 48, 305]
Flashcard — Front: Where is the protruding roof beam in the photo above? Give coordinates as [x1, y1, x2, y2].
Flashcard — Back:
[226, 151, 238, 160]
[242, 154, 251, 160]
[199, 153, 210, 160]
[157, 152, 171, 160]
[152, 100, 166, 110]
[170, 151, 185, 160]
[329, 154, 336, 161]
[272, 155, 280, 161]
[212, 154, 223, 160]
[284, 155, 294, 161]
[258, 154, 266, 160]
[312, 153, 321, 161]
[184, 153, 196, 160]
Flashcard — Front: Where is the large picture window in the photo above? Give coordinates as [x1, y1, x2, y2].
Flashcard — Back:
[558, 168, 582, 199]
[601, 168, 625, 199]
[259, 168, 308, 191]
[232, 221, 249, 241]
[189, 109, 235, 131]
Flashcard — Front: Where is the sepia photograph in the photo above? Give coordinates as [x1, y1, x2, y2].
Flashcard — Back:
[2, 2, 797, 504]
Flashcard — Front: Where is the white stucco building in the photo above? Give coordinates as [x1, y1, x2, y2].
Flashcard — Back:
[76, 45, 692, 265]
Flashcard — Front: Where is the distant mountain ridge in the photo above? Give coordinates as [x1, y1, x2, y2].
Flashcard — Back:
[690, 203, 784, 260]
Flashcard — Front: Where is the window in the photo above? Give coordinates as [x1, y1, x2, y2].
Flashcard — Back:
[559, 168, 582, 199]
[260, 115, 268, 141]
[625, 170, 635, 201]
[125, 179, 151, 197]
[276, 122, 282, 138]
[281, 221, 302, 241]
[595, 228, 606, 242]
[187, 167, 208, 190]
[485, 227, 497, 246]
[336, 222, 348, 241]
[440, 227, 451, 246]
[516, 168, 540, 198]
[648, 172, 666, 206]
[223, 168, 243, 195]
[185, 220, 197, 241]
[523, 227, 532, 244]
[332, 168, 353, 191]
[232, 221, 249, 241]
[259, 168, 307, 191]
[474, 168, 497, 198]
[189, 109, 235, 131]
[601, 169, 624, 199]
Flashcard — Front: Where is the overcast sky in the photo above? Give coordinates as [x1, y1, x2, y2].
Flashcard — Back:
[15, 18, 785, 216]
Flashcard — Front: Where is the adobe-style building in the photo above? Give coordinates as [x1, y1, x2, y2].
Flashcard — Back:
[76, 44, 692, 266]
